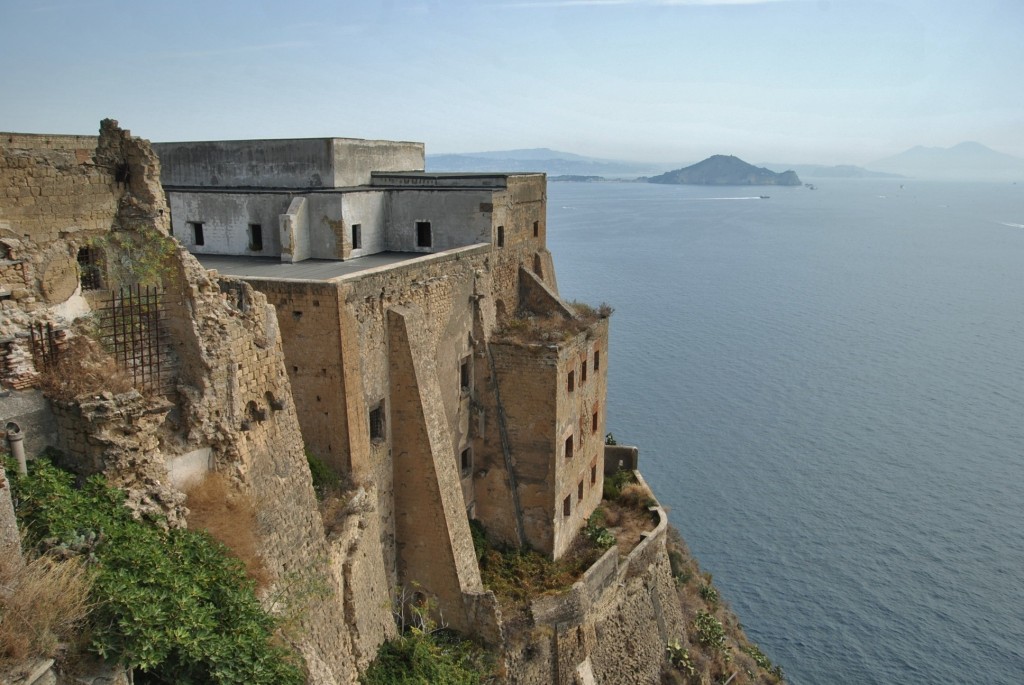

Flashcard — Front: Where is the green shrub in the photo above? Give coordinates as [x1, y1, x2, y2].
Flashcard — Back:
[693, 611, 727, 652]
[306, 450, 341, 500]
[10, 458, 302, 684]
[602, 468, 636, 501]
[583, 511, 616, 551]
[699, 584, 719, 606]
[742, 644, 784, 680]
[361, 629, 492, 685]
[665, 640, 695, 676]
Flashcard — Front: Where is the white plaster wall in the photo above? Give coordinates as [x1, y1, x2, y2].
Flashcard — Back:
[342, 191, 387, 258]
[384, 190, 493, 253]
[168, 192, 290, 256]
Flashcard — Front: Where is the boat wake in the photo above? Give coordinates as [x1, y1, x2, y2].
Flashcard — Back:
[998, 221, 1024, 229]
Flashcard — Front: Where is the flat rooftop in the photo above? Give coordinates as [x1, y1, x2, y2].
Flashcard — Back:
[194, 244, 489, 283]
[195, 252, 423, 282]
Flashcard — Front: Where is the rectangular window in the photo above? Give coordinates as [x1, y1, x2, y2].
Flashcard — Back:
[369, 402, 385, 441]
[567, 370, 575, 393]
[594, 349, 600, 371]
[578, 480, 584, 502]
[189, 221, 205, 246]
[460, 356, 471, 393]
[461, 447, 472, 476]
[497, 225, 505, 247]
[416, 221, 432, 247]
[581, 360, 588, 384]
[592, 411, 598, 433]
[249, 223, 263, 251]
[533, 220, 539, 238]
[565, 435, 574, 460]
[77, 247, 102, 291]
[351, 223, 362, 250]
[590, 462, 597, 485]
[563, 495, 571, 517]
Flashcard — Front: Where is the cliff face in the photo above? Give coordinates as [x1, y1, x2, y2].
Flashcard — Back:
[648, 155, 801, 186]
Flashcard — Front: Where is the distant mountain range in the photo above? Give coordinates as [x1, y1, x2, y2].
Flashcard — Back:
[869, 142, 1024, 180]
[428, 143, 1023, 182]
[648, 155, 801, 186]
[426, 148, 673, 177]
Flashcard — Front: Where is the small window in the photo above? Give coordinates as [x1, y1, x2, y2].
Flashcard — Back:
[190, 221, 205, 246]
[497, 225, 505, 247]
[369, 402, 385, 441]
[416, 221, 432, 247]
[590, 462, 597, 485]
[565, 435, 574, 460]
[77, 246, 102, 291]
[352, 223, 362, 250]
[461, 447, 472, 476]
[581, 360, 588, 384]
[567, 370, 575, 393]
[533, 220, 539, 238]
[249, 223, 263, 251]
[594, 349, 600, 371]
[592, 411, 598, 433]
[563, 495, 571, 517]
[460, 357, 471, 393]
[578, 480, 584, 502]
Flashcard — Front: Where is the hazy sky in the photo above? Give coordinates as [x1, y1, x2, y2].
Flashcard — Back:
[2, 0, 1021, 165]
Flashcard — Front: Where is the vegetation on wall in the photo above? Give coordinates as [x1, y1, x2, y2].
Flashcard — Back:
[360, 589, 494, 685]
[92, 225, 177, 288]
[8, 458, 303, 684]
[661, 528, 784, 685]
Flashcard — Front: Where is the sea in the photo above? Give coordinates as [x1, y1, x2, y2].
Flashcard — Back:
[545, 179, 1024, 685]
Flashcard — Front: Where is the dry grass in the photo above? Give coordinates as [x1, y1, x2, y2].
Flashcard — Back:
[184, 474, 272, 590]
[600, 498, 657, 555]
[0, 554, 94, 667]
[36, 333, 133, 402]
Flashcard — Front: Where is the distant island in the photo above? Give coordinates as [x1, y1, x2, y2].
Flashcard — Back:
[549, 174, 605, 182]
[648, 155, 801, 186]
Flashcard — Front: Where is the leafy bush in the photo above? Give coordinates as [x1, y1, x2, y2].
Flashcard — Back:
[665, 640, 695, 676]
[306, 451, 341, 501]
[10, 458, 302, 684]
[742, 644, 784, 680]
[602, 468, 636, 501]
[693, 611, 727, 652]
[361, 625, 493, 685]
[583, 510, 616, 551]
[699, 584, 719, 606]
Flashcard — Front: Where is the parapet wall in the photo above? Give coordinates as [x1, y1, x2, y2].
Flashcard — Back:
[504, 465, 684, 685]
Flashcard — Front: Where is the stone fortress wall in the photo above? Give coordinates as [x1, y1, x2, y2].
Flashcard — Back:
[1, 122, 687, 684]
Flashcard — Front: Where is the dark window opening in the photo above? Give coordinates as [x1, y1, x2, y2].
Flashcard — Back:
[594, 349, 601, 371]
[578, 480, 584, 502]
[461, 447, 472, 476]
[416, 221, 432, 247]
[533, 220, 539, 237]
[77, 246, 102, 291]
[590, 463, 597, 485]
[592, 411, 598, 433]
[497, 225, 505, 247]
[460, 357, 471, 393]
[369, 402, 385, 441]
[565, 435, 574, 460]
[567, 370, 575, 393]
[352, 223, 362, 250]
[563, 495, 571, 517]
[581, 360, 588, 384]
[249, 223, 263, 251]
[190, 221, 205, 246]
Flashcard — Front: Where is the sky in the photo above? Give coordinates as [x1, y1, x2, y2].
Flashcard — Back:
[1, 0, 1022, 166]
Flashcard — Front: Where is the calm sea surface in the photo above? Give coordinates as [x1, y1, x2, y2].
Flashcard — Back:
[546, 179, 1024, 685]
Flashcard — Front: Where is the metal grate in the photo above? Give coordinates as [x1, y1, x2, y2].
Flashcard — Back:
[97, 285, 175, 395]
[29, 321, 59, 370]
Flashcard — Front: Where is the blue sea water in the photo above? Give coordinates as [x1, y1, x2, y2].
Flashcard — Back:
[545, 180, 1024, 685]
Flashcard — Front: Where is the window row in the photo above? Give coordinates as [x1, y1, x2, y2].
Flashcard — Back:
[494, 220, 542, 248]
[566, 347, 601, 393]
[562, 461, 600, 517]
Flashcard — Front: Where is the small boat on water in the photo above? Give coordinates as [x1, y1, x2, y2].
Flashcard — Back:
[759, 195, 770, 199]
